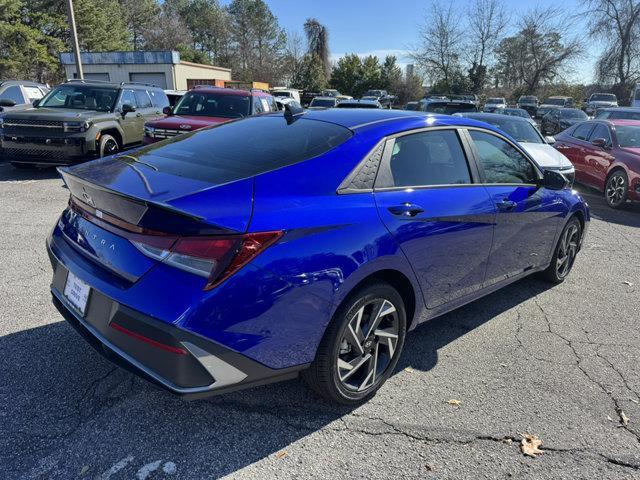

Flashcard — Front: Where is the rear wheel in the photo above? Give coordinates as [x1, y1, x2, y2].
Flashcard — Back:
[99, 134, 119, 158]
[539, 216, 582, 284]
[604, 170, 628, 209]
[303, 282, 406, 405]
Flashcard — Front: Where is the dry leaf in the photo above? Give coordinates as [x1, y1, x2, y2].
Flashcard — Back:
[607, 415, 614, 422]
[447, 399, 461, 406]
[502, 438, 513, 445]
[520, 434, 544, 457]
[425, 463, 435, 471]
[617, 408, 630, 426]
[500, 363, 508, 368]
[79, 466, 90, 476]
[630, 398, 639, 404]
[275, 451, 288, 459]
[404, 367, 414, 373]
[622, 281, 634, 286]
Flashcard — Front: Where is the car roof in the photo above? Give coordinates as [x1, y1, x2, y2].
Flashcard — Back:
[311, 96, 337, 100]
[599, 107, 640, 112]
[190, 86, 256, 96]
[606, 119, 640, 126]
[297, 108, 505, 134]
[0, 80, 46, 87]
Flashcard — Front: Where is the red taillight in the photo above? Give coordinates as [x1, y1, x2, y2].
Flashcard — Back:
[109, 322, 187, 355]
[133, 231, 283, 290]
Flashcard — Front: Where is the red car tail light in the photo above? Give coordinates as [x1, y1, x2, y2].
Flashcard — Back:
[109, 322, 187, 355]
[132, 231, 283, 290]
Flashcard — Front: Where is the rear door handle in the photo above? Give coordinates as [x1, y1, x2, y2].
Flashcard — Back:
[497, 200, 517, 211]
[387, 203, 424, 217]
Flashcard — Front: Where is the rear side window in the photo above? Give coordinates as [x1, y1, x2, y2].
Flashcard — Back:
[571, 123, 595, 141]
[149, 89, 169, 108]
[381, 130, 471, 187]
[134, 90, 152, 108]
[469, 130, 537, 184]
[129, 116, 353, 183]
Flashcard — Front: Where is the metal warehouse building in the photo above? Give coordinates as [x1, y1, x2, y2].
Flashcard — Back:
[59, 51, 232, 90]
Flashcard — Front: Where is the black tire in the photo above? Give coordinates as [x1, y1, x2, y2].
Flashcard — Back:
[539, 216, 582, 284]
[99, 134, 119, 158]
[302, 281, 407, 405]
[604, 170, 629, 209]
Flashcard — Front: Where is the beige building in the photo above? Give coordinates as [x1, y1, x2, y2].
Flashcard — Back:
[60, 51, 232, 90]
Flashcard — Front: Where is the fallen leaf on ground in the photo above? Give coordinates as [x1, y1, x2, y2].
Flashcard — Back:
[404, 367, 414, 373]
[622, 281, 634, 286]
[446, 399, 461, 406]
[617, 408, 630, 426]
[520, 434, 544, 457]
[607, 415, 614, 422]
[630, 398, 639, 404]
[275, 451, 288, 459]
[500, 363, 508, 368]
[502, 438, 513, 445]
[425, 463, 435, 471]
[79, 466, 90, 476]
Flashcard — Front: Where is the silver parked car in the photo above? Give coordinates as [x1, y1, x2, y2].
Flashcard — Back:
[0, 80, 49, 112]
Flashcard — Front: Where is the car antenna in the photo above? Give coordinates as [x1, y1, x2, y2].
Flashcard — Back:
[284, 101, 305, 125]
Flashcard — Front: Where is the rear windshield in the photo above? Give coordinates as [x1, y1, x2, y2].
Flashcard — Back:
[486, 98, 504, 104]
[272, 91, 292, 98]
[597, 109, 640, 120]
[425, 102, 476, 114]
[590, 94, 616, 102]
[519, 96, 537, 102]
[546, 98, 567, 106]
[127, 115, 353, 183]
[337, 102, 379, 109]
[310, 98, 336, 107]
[174, 91, 250, 118]
[561, 109, 588, 119]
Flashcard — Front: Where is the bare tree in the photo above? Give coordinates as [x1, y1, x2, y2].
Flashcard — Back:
[583, 0, 640, 100]
[304, 18, 330, 78]
[466, 0, 509, 92]
[494, 7, 582, 93]
[412, 1, 463, 90]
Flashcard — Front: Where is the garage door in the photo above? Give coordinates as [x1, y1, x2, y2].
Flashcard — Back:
[129, 73, 167, 89]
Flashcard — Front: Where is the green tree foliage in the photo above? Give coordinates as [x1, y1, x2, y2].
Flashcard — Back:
[331, 54, 403, 98]
[291, 54, 327, 92]
[380, 56, 403, 91]
[119, 0, 160, 50]
[72, 0, 129, 52]
[304, 18, 330, 78]
[0, 0, 65, 82]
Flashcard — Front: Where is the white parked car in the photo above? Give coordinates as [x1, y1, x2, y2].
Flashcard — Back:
[271, 87, 301, 104]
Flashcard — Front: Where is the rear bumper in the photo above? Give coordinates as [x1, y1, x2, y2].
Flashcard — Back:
[47, 239, 306, 400]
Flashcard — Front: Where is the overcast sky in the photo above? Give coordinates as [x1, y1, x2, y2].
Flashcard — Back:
[222, 0, 599, 83]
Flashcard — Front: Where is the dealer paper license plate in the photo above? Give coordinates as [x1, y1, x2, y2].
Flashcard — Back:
[63, 271, 90, 315]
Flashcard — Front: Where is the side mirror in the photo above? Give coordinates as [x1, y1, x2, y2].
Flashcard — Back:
[591, 137, 608, 149]
[121, 103, 136, 116]
[0, 99, 16, 107]
[541, 169, 569, 190]
[545, 136, 556, 144]
[162, 106, 172, 115]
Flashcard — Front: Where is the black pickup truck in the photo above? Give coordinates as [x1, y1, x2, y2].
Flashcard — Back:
[363, 90, 396, 109]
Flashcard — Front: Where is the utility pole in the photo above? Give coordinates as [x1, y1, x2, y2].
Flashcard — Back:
[66, 0, 83, 80]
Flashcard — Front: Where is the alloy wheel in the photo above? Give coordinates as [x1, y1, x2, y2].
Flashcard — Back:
[103, 139, 118, 157]
[556, 223, 580, 278]
[605, 174, 626, 206]
[336, 298, 399, 392]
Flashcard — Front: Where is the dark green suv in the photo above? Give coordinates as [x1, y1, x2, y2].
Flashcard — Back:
[0, 80, 168, 167]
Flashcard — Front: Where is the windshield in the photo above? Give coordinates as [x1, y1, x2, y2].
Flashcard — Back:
[590, 94, 616, 102]
[322, 90, 338, 97]
[272, 91, 292, 98]
[39, 85, 118, 111]
[615, 126, 640, 147]
[561, 109, 588, 119]
[125, 116, 353, 183]
[174, 91, 250, 118]
[546, 98, 566, 106]
[310, 98, 336, 107]
[519, 96, 537, 103]
[487, 98, 504, 104]
[404, 103, 419, 111]
[337, 102, 378, 109]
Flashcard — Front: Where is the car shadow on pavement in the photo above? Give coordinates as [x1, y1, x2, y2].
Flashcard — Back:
[1, 276, 555, 479]
[0, 162, 61, 182]
[573, 184, 640, 228]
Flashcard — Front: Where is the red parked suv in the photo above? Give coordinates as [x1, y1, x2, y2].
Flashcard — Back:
[554, 119, 640, 208]
[143, 86, 277, 143]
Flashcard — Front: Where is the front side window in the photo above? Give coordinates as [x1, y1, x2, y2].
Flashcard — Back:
[614, 126, 640, 147]
[0, 86, 25, 104]
[469, 130, 537, 184]
[382, 130, 472, 188]
[174, 92, 250, 118]
[561, 109, 588, 120]
[134, 90, 152, 108]
[571, 123, 595, 141]
[148, 89, 169, 108]
[40, 85, 118, 111]
[119, 89, 137, 108]
[587, 124, 611, 145]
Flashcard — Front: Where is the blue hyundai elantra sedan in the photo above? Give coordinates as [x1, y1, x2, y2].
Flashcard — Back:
[47, 108, 589, 404]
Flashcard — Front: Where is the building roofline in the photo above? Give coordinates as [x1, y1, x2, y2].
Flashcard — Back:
[178, 60, 232, 72]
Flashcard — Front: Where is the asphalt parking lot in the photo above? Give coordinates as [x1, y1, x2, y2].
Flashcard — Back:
[1, 162, 639, 480]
